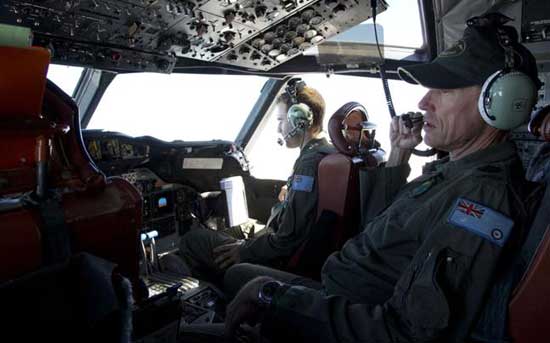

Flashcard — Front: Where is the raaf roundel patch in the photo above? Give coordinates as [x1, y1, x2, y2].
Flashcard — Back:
[447, 197, 514, 247]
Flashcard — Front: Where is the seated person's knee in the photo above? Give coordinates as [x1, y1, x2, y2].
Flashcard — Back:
[224, 263, 256, 298]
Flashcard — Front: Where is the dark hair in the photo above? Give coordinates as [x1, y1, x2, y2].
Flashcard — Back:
[280, 84, 325, 132]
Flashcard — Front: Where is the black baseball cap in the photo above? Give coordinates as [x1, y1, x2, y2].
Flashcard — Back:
[398, 13, 539, 89]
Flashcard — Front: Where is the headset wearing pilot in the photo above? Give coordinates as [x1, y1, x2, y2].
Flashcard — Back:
[223, 13, 541, 342]
[178, 80, 334, 279]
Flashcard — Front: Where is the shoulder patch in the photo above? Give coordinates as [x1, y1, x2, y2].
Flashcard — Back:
[447, 197, 514, 247]
[292, 175, 314, 192]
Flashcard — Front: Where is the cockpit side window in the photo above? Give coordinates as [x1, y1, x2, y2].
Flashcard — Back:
[46, 64, 84, 97]
[321, 0, 426, 61]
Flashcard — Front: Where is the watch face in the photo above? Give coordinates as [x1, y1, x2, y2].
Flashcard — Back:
[259, 281, 282, 306]
[262, 282, 279, 298]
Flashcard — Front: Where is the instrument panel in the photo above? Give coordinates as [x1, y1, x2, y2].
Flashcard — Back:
[121, 168, 200, 254]
[0, 0, 387, 72]
[87, 138, 150, 162]
[83, 131, 254, 256]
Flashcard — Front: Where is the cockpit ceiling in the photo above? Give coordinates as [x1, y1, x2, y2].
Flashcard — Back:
[0, 0, 387, 73]
[432, 0, 522, 52]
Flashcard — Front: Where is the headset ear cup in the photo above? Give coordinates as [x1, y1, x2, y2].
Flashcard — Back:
[479, 70, 501, 125]
[478, 70, 538, 130]
[288, 103, 314, 131]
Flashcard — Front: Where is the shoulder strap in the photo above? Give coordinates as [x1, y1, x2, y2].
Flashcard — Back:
[33, 193, 72, 265]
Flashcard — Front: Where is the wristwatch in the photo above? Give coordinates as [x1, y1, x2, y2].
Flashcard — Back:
[258, 280, 284, 307]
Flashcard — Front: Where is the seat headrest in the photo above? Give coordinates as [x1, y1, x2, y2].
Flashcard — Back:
[328, 102, 368, 156]
[0, 46, 50, 118]
[529, 105, 550, 142]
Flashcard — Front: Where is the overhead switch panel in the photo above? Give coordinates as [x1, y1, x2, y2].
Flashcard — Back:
[0, 0, 387, 72]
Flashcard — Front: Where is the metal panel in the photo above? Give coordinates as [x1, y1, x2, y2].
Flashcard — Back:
[0, 0, 387, 71]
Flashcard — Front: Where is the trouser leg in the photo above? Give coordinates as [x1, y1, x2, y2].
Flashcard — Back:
[223, 263, 322, 299]
[179, 227, 237, 281]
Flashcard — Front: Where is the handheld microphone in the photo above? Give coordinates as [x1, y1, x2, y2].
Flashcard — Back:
[401, 112, 424, 129]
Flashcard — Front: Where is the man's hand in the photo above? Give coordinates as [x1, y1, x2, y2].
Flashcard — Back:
[390, 113, 423, 149]
[387, 114, 423, 167]
[213, 240, 244, 270]
[278, 185, 288, 202]
[225, 276, 274, 338]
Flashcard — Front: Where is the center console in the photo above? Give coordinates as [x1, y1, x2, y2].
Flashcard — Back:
[134, 271, 225, 343]
[121, 168, 198, 254]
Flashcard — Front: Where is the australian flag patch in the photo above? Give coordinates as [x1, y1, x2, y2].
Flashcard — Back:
[292, 175, 314, 192]
[447, 197, 514, 247]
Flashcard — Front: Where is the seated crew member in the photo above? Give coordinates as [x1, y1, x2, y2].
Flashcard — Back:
[178, 79, 334, 280]
[223, 13, 541, 342]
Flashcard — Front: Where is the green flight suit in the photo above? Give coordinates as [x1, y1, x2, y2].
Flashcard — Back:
[261, 141, 529, 342]
[179, 138, 334, 275]
[239, 137, 334, 263]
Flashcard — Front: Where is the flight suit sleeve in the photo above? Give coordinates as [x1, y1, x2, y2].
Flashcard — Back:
[261, 172, 521, 342]
[359, 163, 411, 224]
[239, 153, 322, 263]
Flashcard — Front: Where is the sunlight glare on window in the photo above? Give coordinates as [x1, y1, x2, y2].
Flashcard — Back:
[87, 73, 266, 143]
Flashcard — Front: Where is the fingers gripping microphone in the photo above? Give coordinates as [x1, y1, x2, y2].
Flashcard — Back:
[401, 112, 424, 129]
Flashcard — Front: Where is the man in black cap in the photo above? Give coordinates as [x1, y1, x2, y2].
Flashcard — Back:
[222, 13, 541, 342]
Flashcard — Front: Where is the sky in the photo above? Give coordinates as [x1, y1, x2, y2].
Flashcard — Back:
[46, 0, 431, 181]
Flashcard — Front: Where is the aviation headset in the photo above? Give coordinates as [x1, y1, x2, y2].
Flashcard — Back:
[472, 16, 539, 130]
[285, 78, 314, 136]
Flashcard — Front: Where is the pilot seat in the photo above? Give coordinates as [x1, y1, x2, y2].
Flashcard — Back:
[0, 44, 142, 340]
[471, 105, 550, 342]
[507, 105, 550, 342]
[286, 102, 384, 278]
